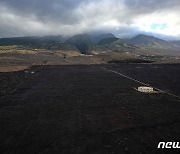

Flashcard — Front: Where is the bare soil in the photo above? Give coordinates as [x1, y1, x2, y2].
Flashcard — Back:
[0, 64, 180, 153]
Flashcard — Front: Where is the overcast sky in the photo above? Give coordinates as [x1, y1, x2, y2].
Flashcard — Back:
[0, 0, 180, 40]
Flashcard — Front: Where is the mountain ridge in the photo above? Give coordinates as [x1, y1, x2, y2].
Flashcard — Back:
[127, 34, 180, 51]
[98, 37, 137, 52]
[0, 33, 180, 55]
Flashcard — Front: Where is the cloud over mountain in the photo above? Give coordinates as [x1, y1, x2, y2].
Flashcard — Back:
[0, 0, 180, 40]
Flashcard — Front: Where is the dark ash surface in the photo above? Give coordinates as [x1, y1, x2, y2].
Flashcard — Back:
[0, 64, 180, 153]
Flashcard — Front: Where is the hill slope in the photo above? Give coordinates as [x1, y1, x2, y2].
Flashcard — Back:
[65, 34, 109, 54]
[91, 33, 116, 43]
[127, 34, 180, 51]
[98, 37, 137, 52]
[171, 40, 180, 46]
[65, 34, 94, 53]
[0, 35, 65, 46]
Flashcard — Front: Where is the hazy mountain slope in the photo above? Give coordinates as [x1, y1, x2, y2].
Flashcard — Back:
[87, 45, 110, 54]
[91, 33, 116, 43]
[171, 40, 180, 46]
[127, 34, 180, 51]
[65, 34, 110, 54]
[0, 34, 110, 54]
[65, 34, 94, 53]
[39, 43, 79, 51]
[1, 33, 179, 56]
[98, 37, 137, 52]
[0, 35, 65, 46]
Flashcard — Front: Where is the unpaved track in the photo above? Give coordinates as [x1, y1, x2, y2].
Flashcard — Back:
[101, 66, 180, 99]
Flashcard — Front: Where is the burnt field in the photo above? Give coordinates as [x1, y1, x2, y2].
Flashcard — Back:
[0, 64, 180, 153]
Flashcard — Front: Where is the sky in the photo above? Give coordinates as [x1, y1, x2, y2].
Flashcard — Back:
[0, 0, 180, 40]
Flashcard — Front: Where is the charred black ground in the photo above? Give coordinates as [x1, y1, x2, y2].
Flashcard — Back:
[0, 64, 180, 153]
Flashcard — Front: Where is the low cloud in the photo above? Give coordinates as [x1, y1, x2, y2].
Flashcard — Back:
[0, 0, 180, 40]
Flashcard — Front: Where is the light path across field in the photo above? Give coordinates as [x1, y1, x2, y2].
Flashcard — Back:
[101, 66, 180, 100]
